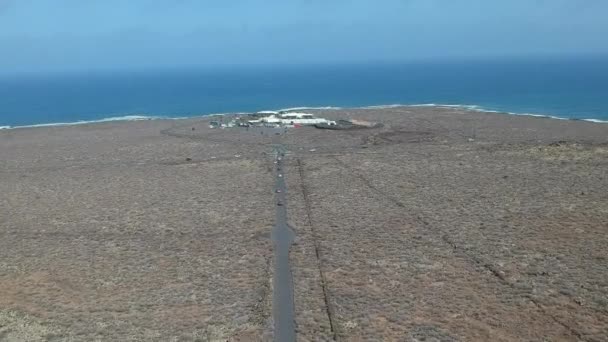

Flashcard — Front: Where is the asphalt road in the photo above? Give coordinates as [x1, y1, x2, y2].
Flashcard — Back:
[271, 136, 296, 342]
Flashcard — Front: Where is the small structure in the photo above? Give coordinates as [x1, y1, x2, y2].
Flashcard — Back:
[314, 119, 383, 130]
[247, 112, 335, 127]
[278, 113, 333, 126]
[248, 114, 281, 127]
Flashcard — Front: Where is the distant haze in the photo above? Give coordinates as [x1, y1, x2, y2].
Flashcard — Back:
[1, 0, 607, 74]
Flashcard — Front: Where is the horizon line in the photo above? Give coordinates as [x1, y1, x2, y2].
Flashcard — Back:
[1, 52, 607, 79]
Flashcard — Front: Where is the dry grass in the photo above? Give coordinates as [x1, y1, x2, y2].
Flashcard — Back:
[1, 120, 276, 341]
[282, 107, 608, 341]
[1, 107, 607, 341]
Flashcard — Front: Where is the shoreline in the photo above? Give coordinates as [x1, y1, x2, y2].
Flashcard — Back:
[1, 103, 607, 130]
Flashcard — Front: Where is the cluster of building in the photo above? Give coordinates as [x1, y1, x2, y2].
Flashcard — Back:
[209, 111, 337, 129]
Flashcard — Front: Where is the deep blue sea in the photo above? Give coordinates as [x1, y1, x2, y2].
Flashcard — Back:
[1, 56, 607, 128]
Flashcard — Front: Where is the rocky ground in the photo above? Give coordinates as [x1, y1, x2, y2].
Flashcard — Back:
[0, 119, 277, 341]
[1, 106, 607, 341]
[284, 107, 608, 341]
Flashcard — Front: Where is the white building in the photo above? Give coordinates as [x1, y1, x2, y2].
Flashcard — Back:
[248, 115, 281, 127]
[256, 110, 279, 115]
[278, 113, 333, 125]
[248, 112, 335, 127]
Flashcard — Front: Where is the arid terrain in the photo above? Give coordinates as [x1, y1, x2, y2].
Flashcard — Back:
[1, 106, 607, 341]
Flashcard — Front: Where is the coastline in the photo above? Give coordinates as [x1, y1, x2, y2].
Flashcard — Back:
[1, 103, 607, 131]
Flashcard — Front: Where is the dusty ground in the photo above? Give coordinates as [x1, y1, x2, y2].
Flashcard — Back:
[0, 119, 277, 341]
[1, 107, 607, 341]
[284, 107, 608, 341]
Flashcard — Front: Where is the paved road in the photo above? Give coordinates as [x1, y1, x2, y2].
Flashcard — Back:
[271, 137, 296, 342]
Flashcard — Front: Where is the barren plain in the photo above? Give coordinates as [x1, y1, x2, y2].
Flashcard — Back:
[1, 106, 607, 341]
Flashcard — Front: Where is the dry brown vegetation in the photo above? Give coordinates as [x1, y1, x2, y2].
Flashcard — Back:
[1, 120, 277, 341]
[1, 107, 607, 341]
[284, 107, 608, 341]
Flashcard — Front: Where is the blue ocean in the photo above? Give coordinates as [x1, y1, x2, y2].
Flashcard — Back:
[1, 56, 607, 128]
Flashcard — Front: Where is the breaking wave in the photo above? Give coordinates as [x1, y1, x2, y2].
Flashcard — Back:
[580, 118, 608, 123]
[275, 106, 343, 112]
[2, 104, 606, 131]
[363, 103, 607, 124]
[5, 115, 170, 130]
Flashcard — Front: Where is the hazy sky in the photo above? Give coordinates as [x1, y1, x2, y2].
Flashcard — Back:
[1, 0, 607, 74]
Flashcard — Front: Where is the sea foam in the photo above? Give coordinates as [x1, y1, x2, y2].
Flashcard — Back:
[273, 103, 608, 124]
[276, 106, 343, 112]
[2, 104, 606, 130]
[8, 115, 167, 130]
[362, 104, 407, 109]
[582, 118, 608, 123]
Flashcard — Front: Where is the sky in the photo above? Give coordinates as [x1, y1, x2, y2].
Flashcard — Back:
[0, 0, 607, 74]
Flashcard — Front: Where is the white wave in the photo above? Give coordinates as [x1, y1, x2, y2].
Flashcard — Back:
[363, 104, 407, 109]
[408, 103, 438, 107]
[271, 103, 608, 124]
[205, 112, 254, 119]
[4, 104, 606, 130]
[10, 115, 165, 129]
[408, 103, 483, 110]
[582, 118, 608, 123]
[438, 104, 483, 111]
[365, 103, 475, 110]
[276, 106, 343, 112]
[500, 111, 570, 121]
[407, 104, 572, 121]
[378, 103, 606, 123]
[439, 104, 474, 108]
[494, 110, 608, 123]
[511, 112, 548, 118]
[94, 115, 158, 122]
